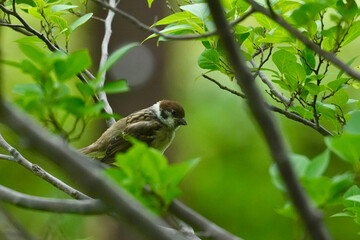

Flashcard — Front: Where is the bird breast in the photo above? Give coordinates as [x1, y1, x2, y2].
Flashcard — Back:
[152, 127, 175, 153]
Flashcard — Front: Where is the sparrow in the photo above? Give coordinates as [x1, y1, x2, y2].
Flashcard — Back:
[79, 100, 187, 164]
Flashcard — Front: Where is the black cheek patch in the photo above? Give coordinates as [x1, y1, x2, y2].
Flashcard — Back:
[161, 110, 168, 119]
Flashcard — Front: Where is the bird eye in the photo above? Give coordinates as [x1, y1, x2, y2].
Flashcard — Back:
[171, 110, 176, 115]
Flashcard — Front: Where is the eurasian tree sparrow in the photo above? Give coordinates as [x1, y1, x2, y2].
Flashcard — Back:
[80, 100, 187, 163]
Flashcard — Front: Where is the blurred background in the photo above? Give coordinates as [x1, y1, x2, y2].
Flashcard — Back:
[1, 0, 359, 239]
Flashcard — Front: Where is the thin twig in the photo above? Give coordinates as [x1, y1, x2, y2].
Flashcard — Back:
[0, 185, 106, 214]
[206, 1, 332, 240]
[0, 19, 32, 36]
[98, 0, 117, 127]
[0, 133, 90, 200]
[202, 74, 245, 98]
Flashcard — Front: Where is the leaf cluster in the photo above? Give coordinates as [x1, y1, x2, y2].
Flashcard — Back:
[149, 0, 360, 135]
[105, 140, 199, 214]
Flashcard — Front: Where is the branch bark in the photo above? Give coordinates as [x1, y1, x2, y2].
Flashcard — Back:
[206, 1, 332, 240]
[0, 185, 106, 214]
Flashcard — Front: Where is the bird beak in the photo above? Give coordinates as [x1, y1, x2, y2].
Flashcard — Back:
[177, 118, 187, 126]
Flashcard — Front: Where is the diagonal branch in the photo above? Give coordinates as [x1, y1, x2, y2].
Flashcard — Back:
[249, 59, 293, 107]
[246, 0, 360, 81]
[0, 185, 106, 214]
[206, 1, 332, 240]
[170, 200, 243, 240]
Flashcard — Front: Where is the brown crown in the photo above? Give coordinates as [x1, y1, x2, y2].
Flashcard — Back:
[159, 100, 185, 118]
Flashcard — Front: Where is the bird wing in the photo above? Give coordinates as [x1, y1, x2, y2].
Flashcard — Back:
[102, 120, 162, 163]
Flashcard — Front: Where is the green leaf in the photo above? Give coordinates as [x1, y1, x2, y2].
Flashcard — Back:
[305, 150, 330, 178]
[284, 62, 306, 90]
[100, 79, 129, 94]
[344, 111, 360, 135]
[254, 13, 278, 30]
[12, 84, 42, 95]
[336, 0, 357, 20]
[154, 12, 192, 26]
[289, 106, 315, 120]
[144, 24, 195, 41]
[54, 50, 92, 81]
[327, 78, 349, 91]
[96, 43, 138, 82]
[305, 83, 326, 96]
[198, 49, 220, 70]
[343, 21, 360, 46]
[344, 185, 360, 208]
[49, 15, 69, 35]
[58, 97, 87, 116]
[147, 0, 154, 8]
[302, 177, 332, 206]
[180, 3, 210, 21]
[337, 56, 358, 79]
[290, 2, 328, 26]
[325, 135, 360, 165]
[51, 4, 78, 12]
[347, 195, 360, 203]
[300, 48, 315, 75]
[332, 88, 349, 107]
[18, 43, 46, 65]
[69, 13, 93, 33]
[272, 49, 297, 74]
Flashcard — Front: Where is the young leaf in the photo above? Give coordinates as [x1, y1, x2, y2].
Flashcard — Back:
[69, 13, 93, 33]
[100, 79, 129, 94]
[54, 50, 92, 81]
[18, 43, 47, 65]
[198, 49, 220, 70]
[272, 49, 297, 74]
[51, 4, 78, 12]
[154, 12, 192, 26]
[325, 135, 360, 165]
[96, 43, 138, 81]
[305, 150, 330, 178]
[344, 111, 360, 135]
[147, 0, 154, 8]
[332, 88, 349, 107]
[13, 84, 42, 95]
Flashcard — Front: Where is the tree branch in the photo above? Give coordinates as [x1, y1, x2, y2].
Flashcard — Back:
[206, 1, 332, 240]
[170, 200, 243, 240]
[0, 185, 106, 214]
[0, 101, 185, 240]
[202, 74, 245, 98]
[246, 0, 360, 81]
[98, 0, 117, 127]
[249, 59, 293, 107]
[0, 133, 90, 200]
[92, 0, 253, 40]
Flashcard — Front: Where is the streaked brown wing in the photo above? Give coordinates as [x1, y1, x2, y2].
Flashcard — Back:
[102, 120, 162, 163]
